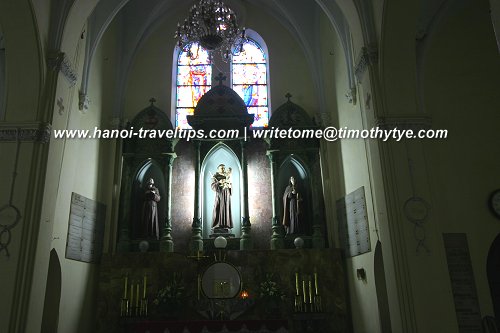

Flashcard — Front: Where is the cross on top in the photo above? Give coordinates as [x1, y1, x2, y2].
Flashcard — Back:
[216, 72, 227, 86]
[149, 97, 156, 106]
[285, 92, 292, 101]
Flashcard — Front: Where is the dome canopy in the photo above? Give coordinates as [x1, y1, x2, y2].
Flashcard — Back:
[187, 73, 254, 131]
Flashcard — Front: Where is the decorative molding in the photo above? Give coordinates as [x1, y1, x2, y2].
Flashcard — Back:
[78, 92, 89, 111]
[345, 86, 357, 105]
[354, 46, 378, 82]
[312, 109, 331, 127]
[375, 116, 432, 131]
[48, 51, 78, 87]
[0, 122, 51, 143]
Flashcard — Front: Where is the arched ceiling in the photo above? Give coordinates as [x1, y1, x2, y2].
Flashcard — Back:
[78, 0, 359, 121]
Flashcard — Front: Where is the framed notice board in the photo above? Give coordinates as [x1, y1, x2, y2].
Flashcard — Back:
[336, 186, 371, 258]
[65, 192, 106, 263]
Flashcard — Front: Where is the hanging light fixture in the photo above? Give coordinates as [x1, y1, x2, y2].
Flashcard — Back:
[174, 0, 246, 61]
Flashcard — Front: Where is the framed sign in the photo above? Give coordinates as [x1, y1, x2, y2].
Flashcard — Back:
[337, 187, 370, 258]
[65, 193, 106, 263]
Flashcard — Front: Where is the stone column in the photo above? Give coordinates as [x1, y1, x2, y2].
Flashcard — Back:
[267, 150, 284, 249]
[311, 152, 325, 249]
[240, 140, 253, 250]
[161, 153, 176, 252]
[117, 157, 132, 252]
[190, 141, 203, 253]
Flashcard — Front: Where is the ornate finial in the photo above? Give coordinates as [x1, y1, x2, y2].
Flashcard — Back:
[149, 97, 156, 106]
[216, 73, 227, 86]
[285, 92, 292, 101]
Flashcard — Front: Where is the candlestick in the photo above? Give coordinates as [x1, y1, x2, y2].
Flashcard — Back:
[143, 275, 147, 299]
[314, 272, 318, 295]
[295, 272, 299, 296]
[302, 280, 306, 303]
[130, 283, 134, 313]
[124, 275, 128, 299]
[197, 274, 201, 300]
[308, 280, 313, 304]
[136, 283, 139, 309]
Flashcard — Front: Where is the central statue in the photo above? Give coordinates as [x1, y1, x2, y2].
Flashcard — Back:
[211, 164, 233, 230]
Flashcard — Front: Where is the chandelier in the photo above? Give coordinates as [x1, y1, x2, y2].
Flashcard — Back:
[175, 0, 246, 61]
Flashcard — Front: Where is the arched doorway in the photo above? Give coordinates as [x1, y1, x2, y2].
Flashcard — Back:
[41, 249, 62, 333]
[374, 240, 392, 333]
[487, 233, 500, 328]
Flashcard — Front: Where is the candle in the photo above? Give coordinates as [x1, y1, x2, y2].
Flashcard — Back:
[295, 272, 299, 296]
[302, 280, 306, 303]
[308, 280, 312, 304]
[314, 272, 318, 295]
[130, 283, 134, 308]
[124, 275, 128, 299]
[143, 275, 147, 299]
[136, 283, 139, 308]
[197, 274, 201, 300]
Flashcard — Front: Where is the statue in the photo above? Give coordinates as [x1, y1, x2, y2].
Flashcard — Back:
[282, 176, 301, 234]
[142, 178, 161, 239]
[211, 164, 233, 230]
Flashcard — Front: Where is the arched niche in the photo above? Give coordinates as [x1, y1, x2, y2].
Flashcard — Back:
[130, 160, 166, 240]
[277, 155, 312, 235]
[201, 143, 242, 238]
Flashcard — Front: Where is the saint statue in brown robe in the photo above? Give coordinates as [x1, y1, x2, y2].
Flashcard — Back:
[142, 178, 161, 239]
[282, 176, 300, 234]
[211, 164, 233, 229]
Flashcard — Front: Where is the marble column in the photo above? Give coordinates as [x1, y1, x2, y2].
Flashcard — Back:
[267, 150, 284, 249]
[240, 140, 253, 250]
[190, 141, 203, 253]
[161, 153, 176, 252]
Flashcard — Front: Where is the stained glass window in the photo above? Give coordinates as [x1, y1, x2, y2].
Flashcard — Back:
[232, 39, 269, 127]
[176, 43, 212, 128]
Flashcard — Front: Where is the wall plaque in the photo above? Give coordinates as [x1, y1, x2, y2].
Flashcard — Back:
[65, 192, 106, 263]
[336, 186, 370, 258]
[443, 233, 482, 332]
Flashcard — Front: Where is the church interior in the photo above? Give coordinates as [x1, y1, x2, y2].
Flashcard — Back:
[1, 0, 500, 332]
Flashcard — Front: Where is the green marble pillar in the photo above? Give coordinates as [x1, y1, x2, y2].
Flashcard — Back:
[240, 140, 253, 250]
[267, 150, 284, 249]
[161, 153, 176, 252]
[190, 141, 203, 253]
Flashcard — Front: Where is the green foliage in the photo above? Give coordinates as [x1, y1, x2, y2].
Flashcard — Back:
[259, 273, 286, 301]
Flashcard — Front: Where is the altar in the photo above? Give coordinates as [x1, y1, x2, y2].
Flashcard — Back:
[98, 81, 350, 333]
[95, 249, 350, 333]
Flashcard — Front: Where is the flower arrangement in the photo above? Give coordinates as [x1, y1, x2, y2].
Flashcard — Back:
[259, 273, 286, 301]
[153, 273, 185, 308]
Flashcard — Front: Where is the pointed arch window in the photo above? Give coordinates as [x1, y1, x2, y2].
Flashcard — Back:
[231, 38, 269, 127]
[175, 43, 212, 129]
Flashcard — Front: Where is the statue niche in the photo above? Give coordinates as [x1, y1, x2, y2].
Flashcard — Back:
[201, 144, 242, 239]
[117, 99, 176, 252]
[187, 73, 252, 250]
[268, 94, 326, 249]
[277, 157, 312, 236]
